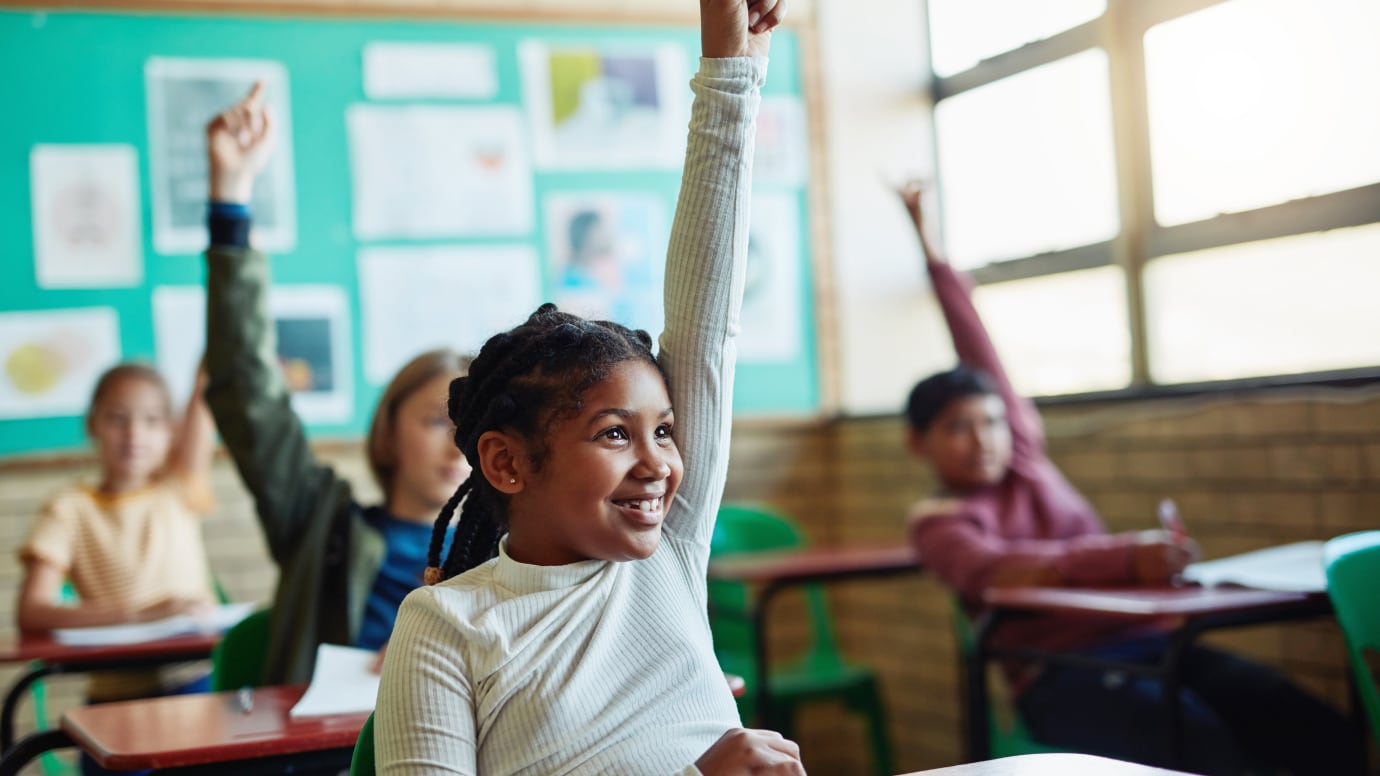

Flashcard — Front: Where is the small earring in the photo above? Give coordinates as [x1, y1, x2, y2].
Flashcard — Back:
[508, 477, 517, 484]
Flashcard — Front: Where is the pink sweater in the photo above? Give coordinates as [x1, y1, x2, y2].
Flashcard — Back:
[909, 261, 1165, 669]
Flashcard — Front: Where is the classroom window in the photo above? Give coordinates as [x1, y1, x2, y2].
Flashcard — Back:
[935, 50, 1119, 269]
[925, 0, 1380, 396]
[1145, 223, 1380, 384]
[1144, 0, 1380, 227]
[975, 266, 1132, 397]
[926, 0, 1106, 77]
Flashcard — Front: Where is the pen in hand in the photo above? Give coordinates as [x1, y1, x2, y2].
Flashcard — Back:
[1158, 498, 1186, 544]
[238, 686, 254, 715]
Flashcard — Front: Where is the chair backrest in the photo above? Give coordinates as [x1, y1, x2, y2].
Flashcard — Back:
[708, 505, 843, 690]
[210, 608, 272, 692]
[350, 712, 376, 776]
[1323, 531, 1380, 744]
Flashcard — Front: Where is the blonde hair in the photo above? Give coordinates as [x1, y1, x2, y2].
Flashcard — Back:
[86, 363, 173, 436]
[366, 349, 472, 501]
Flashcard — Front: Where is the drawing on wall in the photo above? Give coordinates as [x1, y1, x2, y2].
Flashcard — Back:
[30, 144, 143, 289]
[363, 42, 499, 99]
[519, 40, 688, 169]
[543, 192, 668, 337]
[739, 193, 803, 362]
[145, 57, 296, 254]
[357, 245, 542, 383]
[0, 308, 120, 419]
[348, 105, 532, 240]
[755, 96, 809, 186]
[152, 286, 351, 423]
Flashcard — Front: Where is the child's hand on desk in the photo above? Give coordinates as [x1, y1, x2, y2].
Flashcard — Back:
[134, 597, 214, 622]
[696, 728, 806, 775]
[1132, 530, 1199, 585]
[206, 81, 275, 205]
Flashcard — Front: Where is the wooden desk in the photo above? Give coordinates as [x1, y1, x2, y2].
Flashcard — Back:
[967, 585, 1332, 767]
[706, 544, 919, 725]
[901, 752, 1195, 775]
[0, 685, 366, 776]
[0, 631, 219, 754]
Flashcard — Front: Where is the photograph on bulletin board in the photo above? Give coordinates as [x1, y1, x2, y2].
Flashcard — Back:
[145, 56, 297, 254]
[520, 40, 689, 170]
[543, 192, 668, 338]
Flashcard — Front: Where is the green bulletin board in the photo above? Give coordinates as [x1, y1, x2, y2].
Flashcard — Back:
[0, 8, 817, 458]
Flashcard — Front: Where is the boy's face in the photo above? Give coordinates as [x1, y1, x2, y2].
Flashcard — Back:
[908, 393, 1012, 491]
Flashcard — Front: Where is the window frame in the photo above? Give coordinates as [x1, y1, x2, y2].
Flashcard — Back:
[924, 0, 1380, 395]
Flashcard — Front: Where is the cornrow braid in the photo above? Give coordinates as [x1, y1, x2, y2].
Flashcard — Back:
[425, 303, 663, 582]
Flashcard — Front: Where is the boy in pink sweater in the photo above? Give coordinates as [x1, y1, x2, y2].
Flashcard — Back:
[897, 182, 1361, 775]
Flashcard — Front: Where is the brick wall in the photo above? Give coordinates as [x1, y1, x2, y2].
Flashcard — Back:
[1, 386, 1376, 775]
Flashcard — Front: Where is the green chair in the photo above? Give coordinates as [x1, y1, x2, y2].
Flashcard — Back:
[708, 503, 893, 776]
[950, 598, 1064, 759]
[1323, 531, 1380, 745]
[350, 712, 376, 776]
[209, 608, 272, 691]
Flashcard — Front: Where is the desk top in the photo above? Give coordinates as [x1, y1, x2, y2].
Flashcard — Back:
[707, 544, 917, 584]
[983, 585, 1327, 619]
[0, 631, 220, 665]
[902, 752, 1195, 775]
[62, 684, 367, 771]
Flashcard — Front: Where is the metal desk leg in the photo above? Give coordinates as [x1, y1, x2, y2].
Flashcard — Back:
[964, 612, 996, 763]
[0, 729, 73, 776]
[1, 664, 58, 755]
[752, 581, 786, 732]
[1161, 623, 1199, 770]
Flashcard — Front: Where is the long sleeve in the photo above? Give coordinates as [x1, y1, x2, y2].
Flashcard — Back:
[658, 57, 766, 551]
[203, 245, 350, 564]
[926, 260, 1044, 458]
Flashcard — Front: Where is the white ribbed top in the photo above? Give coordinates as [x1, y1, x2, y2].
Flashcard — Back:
[375, 56, 767, 776]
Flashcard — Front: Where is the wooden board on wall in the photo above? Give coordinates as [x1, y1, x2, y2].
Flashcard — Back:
[0, 8, 818, 458]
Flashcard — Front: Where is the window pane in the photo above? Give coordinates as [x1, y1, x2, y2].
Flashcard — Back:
[927, 0, 1105, 77]
[935, 50, 1120, 269]
[973, 266, 1131, 396]
[1146, 223, 1380, 383]
[1145, 0, 1380, 226]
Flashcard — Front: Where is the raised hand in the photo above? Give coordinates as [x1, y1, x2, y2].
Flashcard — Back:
[892, 178, 948, 265]
[701, 0, 788, 59]
[206, 81, 275, 205]
[695, 728, 806, 775]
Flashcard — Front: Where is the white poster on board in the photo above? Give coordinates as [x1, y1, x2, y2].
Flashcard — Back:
[153, 286, 352, 423]
[347, 105, 532, 240]
[755, 96, 809, 186]
[363, 42, 498, 100]
[357, 245, 541, 383]
[0, 308, 120, 419]
[145, 57, 296, 254]
[519, 40, 689, 170]
[740, 193, 803, 362]
[30, 144, 143, 288]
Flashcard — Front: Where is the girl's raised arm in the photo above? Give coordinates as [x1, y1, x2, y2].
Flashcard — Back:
[166, 363, 216, 513]
[658, 1, 780, 548]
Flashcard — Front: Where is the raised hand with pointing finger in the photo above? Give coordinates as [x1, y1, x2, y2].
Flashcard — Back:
[206, 81, 274, 206]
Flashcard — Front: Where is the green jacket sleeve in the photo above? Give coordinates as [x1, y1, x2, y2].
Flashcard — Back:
[204, 245, 349, 565]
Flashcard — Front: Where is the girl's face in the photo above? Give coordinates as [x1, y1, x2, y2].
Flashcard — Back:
[388, 374, 471, 521]
[89, 377, 173, 491]
[911, 393, 1012, 492]
[506, 360, 683, 566]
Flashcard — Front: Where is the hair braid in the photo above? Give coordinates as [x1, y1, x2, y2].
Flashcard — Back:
[424, 478, 473, 585]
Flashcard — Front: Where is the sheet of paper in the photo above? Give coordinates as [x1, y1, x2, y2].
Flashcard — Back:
[0, 308, 120, 420]
[520, 40, 689, 170]
[153, 285, 353, 423]
[363, 42, 498, 99]
[542, 191, 667, 337]
[358, 246, 541, 383]
[145, 57, 297, 254]
[289, 643, 381, 718]
[53, 602, 258, 647]
[30, 144, 143, 288]
[740, 193, 804, 362]
[347, 105, 532, 239]
[1183, 541, 1327, 592]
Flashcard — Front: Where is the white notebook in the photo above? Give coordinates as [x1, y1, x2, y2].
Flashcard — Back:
[52, 602, 259, 647]
[1183, 541, 1327, 593]
[289, 643, 381, 718]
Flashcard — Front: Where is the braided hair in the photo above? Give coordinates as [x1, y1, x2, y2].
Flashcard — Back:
[425, 303, 663, 583]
